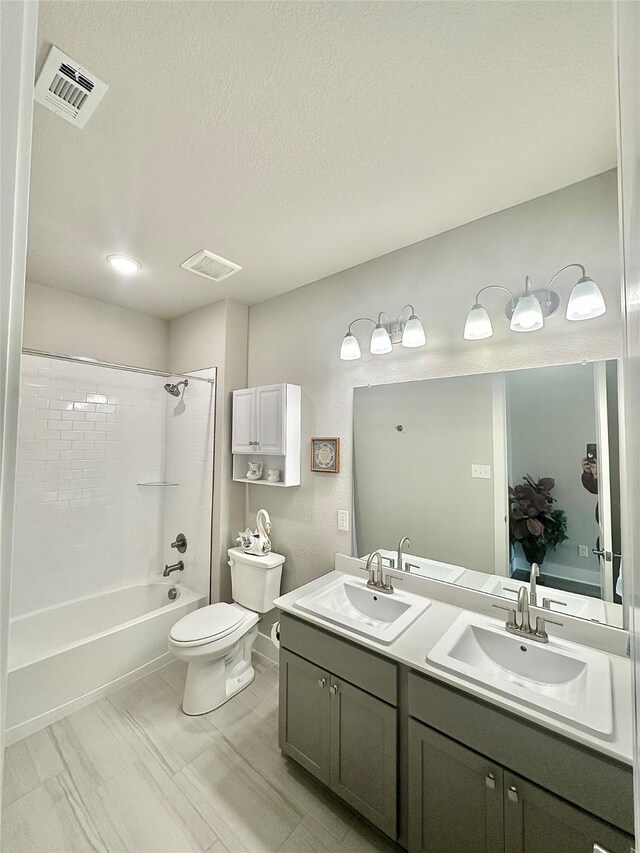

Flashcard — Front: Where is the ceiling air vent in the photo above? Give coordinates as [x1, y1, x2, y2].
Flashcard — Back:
[180, 250, 242, 283]
[34, 45, 109, 129]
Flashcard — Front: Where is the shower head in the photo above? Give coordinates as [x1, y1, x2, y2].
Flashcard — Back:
[164, 379, 188, 397]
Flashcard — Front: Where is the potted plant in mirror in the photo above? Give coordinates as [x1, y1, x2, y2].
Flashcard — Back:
[509, 474, 568, 566]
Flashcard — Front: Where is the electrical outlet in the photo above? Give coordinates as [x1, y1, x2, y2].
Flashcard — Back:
[578, 544, 589, 558]
[337, 510, 349, 532]
[471, 464, 491, 479]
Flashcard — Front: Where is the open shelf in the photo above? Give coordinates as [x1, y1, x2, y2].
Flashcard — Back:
[233, 477, 289, 487]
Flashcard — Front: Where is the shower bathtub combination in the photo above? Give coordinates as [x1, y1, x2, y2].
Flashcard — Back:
[6, 581, 205, 743]
[7, 351, 215, 742]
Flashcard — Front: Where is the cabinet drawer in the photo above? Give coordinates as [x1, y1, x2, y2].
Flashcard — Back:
[408, 671, 633, 835]
[279, 613, 397, 705]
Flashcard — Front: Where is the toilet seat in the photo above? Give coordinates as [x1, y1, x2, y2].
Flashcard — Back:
[169, 603, 251, 647]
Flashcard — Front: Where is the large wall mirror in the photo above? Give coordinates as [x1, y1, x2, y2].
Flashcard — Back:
[353, 360, 623, 628]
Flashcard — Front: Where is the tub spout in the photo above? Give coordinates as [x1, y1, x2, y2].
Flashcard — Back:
[163, 561, 184, 577]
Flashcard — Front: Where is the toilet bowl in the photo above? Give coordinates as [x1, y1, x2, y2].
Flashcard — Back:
[168, 548, 285, 715]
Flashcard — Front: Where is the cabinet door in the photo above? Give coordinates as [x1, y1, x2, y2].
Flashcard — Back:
[504, 772, 634, 853]
[232, 388, 256, 454]
[256, 384, 285, 454]
[329, 677, 397, 839]
[408, 719, 504, 853]
[278, 650, 331, 785]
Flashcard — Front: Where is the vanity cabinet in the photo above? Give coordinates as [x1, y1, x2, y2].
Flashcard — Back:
[408, 673, 634, 853]
[278, 650, 330, 785]
[279, 648, 397, 838]
[408, 720, 504, 853]
[278, 619, 398, 839]
[503, 772, 633, 853]
[408, 719, 633, 853]
[278, 612, 634, 852]
[231, 383, 301, 486]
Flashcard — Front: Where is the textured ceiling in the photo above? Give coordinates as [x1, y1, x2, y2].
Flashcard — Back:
[27, 1, 616, 320]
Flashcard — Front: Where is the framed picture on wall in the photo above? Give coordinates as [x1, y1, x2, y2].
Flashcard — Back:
[311, 437, 340, 473]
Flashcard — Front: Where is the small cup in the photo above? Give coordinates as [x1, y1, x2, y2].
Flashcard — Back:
[267, 469, 280, 483]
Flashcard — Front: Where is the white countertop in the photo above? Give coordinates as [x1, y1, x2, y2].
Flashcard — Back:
[274, 568, 633, 766]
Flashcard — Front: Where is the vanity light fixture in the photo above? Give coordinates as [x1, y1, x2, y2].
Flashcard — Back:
[106, 254, 142, 275]
[370, 313, 393, 354]
[339, 306, 426, 360]
[463, 264, 606, 340]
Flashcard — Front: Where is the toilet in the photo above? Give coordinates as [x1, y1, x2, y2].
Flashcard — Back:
[168, 547, 285, 715]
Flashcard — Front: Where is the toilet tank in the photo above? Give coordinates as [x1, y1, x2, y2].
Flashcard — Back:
[227, 547, 285, 613]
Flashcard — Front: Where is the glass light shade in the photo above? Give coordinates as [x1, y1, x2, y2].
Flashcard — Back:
[463, 303, 493, 340]
[339, 332, 361, 360]
[370, 324, 392, 354]
[401, 315, 426, 348]
[106, 254, 141, 274]
[510, 294, 544, 332]
[566, 277, 606, 321]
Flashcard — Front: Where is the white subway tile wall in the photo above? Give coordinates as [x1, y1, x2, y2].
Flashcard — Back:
[12, 356, 215, 616]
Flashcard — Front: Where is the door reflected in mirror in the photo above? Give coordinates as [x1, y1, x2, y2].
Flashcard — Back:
[352, 360, 623, 628]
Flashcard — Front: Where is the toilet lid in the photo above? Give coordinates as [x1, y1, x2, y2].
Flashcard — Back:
[170, 603, 245, 644]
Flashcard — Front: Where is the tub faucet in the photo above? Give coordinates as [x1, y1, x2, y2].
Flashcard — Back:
[164, 560, 184, 577]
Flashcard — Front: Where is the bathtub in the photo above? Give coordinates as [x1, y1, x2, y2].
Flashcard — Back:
[5, 580, 206, 743]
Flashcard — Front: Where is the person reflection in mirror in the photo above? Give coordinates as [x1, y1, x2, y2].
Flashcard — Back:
[581, 457, 623, 601]
[581, 456, 606, 585]
[581, 456, 598, 519]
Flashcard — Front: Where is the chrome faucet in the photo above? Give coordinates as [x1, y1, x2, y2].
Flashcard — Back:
[364, 551, 396, 594]
[163, 560, 184, 577]
[397, 537, 411, 572]
[493, 584, 563, 644]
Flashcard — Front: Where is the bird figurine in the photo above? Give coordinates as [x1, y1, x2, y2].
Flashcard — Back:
[236, 508, 272, 555]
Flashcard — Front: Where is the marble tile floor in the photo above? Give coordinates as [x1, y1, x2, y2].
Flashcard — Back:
[2, 655, 400, 853]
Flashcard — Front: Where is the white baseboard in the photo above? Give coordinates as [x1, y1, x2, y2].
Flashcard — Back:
[5, 652, 173, 745]
[254, 630, 279, 666]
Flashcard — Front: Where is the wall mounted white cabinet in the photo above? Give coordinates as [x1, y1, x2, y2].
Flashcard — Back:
[232, 383, 301, 486]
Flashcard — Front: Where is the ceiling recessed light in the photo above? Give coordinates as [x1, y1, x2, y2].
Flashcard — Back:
[107, 254, 141, 275]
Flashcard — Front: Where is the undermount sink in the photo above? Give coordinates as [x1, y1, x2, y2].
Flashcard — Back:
[427, 610, 613, 736]
[480, 575, 607, 622]
[294, 575, 431, 644]
[375, 550, 466, 584]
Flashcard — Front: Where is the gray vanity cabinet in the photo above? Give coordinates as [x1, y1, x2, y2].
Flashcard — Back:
[408, 718, 634, 853]
[408, 719, 505, 853]
[329, 675, 397, 837]
[279, 648, 397, 838]
[278, 615, 399, 839]
[279, 612, 634, 852]
[503, 772, 633, 853]
[278, 649, 331, 785]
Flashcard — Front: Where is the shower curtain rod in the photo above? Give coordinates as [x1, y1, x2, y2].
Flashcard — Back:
[21, 348, 215, 384]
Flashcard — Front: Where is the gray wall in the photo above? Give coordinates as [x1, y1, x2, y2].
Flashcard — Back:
[354, 375, 495, 573]
[246, 171, 622, 635]
[23, 282, 169, 371]
[169, 299, 249, 602]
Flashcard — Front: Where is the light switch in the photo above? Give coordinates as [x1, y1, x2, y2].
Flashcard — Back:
[471, 464, 491, 479]
[337, 510, 349, 532]
[578, 544, 589, 558]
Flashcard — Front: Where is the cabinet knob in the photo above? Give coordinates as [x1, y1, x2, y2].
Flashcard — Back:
[507, 786, 519, 803]
[317, 678, 326, 689]
[329, 684, 338, 695]
[485, 774, 496, 790]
